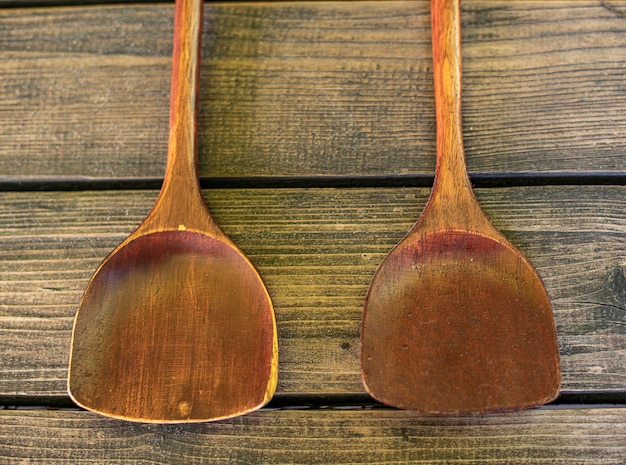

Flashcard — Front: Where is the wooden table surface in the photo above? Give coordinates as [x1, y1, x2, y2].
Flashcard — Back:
[1, 0, 625, 463]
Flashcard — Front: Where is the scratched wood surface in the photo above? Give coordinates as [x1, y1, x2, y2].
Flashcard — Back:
[0, 1, 625, 180]
[0, 1, 625, 463]
[2, 186, 625, 396]
[1, 408, 626, 464]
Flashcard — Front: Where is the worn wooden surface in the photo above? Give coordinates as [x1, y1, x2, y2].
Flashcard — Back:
[1, 408, 626, 464]
[1, 1, 626, 179]
[1, 0, 625, 463]
[66, 0, 280, 424]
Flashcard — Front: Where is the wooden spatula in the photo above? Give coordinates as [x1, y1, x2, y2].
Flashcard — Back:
[360, 0, 560, 413]
[68, 0, 278, 423]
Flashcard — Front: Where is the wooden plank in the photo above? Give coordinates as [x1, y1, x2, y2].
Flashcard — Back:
[0, 1, 625, 179]
[0, 0, 607, 6]
[0, 408, 625, 464]
[1, 186, 624, 396]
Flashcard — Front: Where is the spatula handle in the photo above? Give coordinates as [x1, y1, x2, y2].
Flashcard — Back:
[160, 0, 204, 202]
[430, 0, 472, 199]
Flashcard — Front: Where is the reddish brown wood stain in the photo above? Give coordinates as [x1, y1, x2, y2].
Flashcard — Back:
[362, 231, 560, 413]
[70, 231, 275, 421]
[360, 0, 560, 413]
[68, 0, 277, 422]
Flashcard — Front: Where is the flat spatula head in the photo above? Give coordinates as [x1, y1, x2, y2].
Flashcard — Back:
[69, 231, 277, 423]
[361, 230, 560, 413]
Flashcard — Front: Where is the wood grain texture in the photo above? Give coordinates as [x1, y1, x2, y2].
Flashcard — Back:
[360, 0, 561, 414]
[0, 0, 623, 460]
[0, 408, 625, 464]
[67, 0, 279, 423]
[1, 186, 624, 397]
[0, 1, 625, 179]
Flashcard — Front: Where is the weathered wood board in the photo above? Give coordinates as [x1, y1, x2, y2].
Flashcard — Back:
[1, 408, 625, 464]
[0, 1, 625, 179]
[1, 186, 624, 396]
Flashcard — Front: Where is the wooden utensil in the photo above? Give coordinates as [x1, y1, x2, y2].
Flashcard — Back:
[68, 0, 277, 423]
[360, 0, 560, 413]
